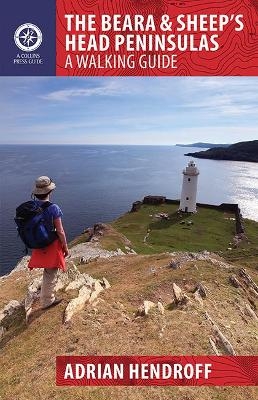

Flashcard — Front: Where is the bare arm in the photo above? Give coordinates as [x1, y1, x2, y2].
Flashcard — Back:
[54, 217, 69, 257]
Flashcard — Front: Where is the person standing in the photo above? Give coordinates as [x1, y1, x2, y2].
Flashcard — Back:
[28, 176, 69, 309]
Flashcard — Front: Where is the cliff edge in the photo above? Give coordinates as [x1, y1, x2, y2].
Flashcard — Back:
[185, 140, 258, 162]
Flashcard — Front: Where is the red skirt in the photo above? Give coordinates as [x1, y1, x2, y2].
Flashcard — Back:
[28, 239, 65, 271]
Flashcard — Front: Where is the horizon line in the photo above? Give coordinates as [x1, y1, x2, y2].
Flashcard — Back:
[0, 142, 229, 146]
[0, 143, 179, 146]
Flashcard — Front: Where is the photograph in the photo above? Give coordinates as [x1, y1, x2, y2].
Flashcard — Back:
[0, 76, 258, 399]
[1, 0, 258, 398]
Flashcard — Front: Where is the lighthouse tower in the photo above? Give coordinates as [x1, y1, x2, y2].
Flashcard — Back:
[179, 160, 199, 213]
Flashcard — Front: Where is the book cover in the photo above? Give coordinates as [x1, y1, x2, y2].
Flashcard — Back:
[0, 1, 258, 399]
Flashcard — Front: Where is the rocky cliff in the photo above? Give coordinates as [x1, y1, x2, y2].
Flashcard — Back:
[185, 140, 258, 162]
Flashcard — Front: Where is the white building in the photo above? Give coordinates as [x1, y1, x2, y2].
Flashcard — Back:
[179, 160, 199, 213]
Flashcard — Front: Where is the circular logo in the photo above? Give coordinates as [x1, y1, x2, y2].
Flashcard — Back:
[14, 23, 42, 52]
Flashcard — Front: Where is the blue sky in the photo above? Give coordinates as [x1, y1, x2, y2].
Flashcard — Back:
[0, 77, 257, 145]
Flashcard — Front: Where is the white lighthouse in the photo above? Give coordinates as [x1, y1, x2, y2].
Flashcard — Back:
[179, 160, 199, 213]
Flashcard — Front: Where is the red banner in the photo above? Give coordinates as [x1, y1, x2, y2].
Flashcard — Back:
[56, 355, 258, 386]
[56, 0, 258, 76]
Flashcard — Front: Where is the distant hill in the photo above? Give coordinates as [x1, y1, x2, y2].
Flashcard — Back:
[176, 142, 230, 148]
[185, 140, 258, 162]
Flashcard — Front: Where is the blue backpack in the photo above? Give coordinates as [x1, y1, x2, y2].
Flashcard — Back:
[14, 201, 58, 251]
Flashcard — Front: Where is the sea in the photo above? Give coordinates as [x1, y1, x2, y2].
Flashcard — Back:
[1, 144, 258, 276]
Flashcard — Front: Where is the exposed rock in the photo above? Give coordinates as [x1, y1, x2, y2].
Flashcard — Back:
[65, 274, 95, 293]
[64, 286, 92, 323]
[137, 301, 156, 316]
[168, 261, 181, 269]
[194, 291, 203, 306]
[229, 271, 258, 297]
[54, 276, 69, 292]
[0, 326, 4, 340]
[144, 301, 156, 315]
[64, 275, 110, 323]
[115, 248, 125, 256]
[154, 213, 169, 220]
[101, 277, 111, 289]
[83, 255, 100, 263]
[124, 246, 137, 254]
[172, 283, 184, 303]
[130, 201, 142, 212]
[172, 283, 190, 305]
[137, 300, 165, 316]
[229, 275, 242, 288]
[68, 242, 125, 261]
[168, 251, 232, 269]
[89, 280, 104, 304]
[157, 301, 165, 315]
[55, 262, 81, 292]
[236, 304, 249, 324]
[239, 269, 258, 293]
[0, 300, 22, 324]
[92, 223, 107, 236]
[16, 256, 112, 325]
[249, 287, 258, 299]
[248, 297, 256, 310]
[0, 300, 25, 343]
[82, 227, 94, 236]
[205, 312, 236, 355]
[244, 304, 258, 321]
[209, 337, 220, 355]
[194, 283, 207, 298]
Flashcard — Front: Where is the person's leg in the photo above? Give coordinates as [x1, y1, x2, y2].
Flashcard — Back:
[40, 268, 58, 308]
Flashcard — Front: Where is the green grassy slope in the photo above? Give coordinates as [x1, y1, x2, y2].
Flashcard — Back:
[111, 204, 258, 259]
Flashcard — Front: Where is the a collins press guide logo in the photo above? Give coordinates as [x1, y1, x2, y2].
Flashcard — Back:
[14, 23, 42, 52]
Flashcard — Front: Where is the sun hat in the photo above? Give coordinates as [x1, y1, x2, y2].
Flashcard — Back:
[32, 176, 56, 195]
